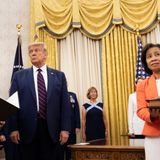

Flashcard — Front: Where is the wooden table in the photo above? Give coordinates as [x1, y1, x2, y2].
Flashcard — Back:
[68, 139, 145, 160]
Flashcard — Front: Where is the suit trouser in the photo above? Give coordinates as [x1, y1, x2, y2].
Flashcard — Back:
[18, 118, 60, 160]
[4, 140, 19, 160]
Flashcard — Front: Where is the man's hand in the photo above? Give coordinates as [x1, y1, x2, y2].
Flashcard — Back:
[59, 131, 69, 145]
[0, 121, 5, 128]
[0, 135, 6, 142]
[10, 131, 20, 144]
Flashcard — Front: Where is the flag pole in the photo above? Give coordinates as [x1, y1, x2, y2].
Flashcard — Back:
[135, 25, 143, 79]
[15, 24, 23, 73]
[11, 24, 24, 81]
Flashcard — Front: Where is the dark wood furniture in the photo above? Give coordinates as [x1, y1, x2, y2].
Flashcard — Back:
[69, 139, 145, 160]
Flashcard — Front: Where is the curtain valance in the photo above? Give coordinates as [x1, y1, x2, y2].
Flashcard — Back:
[32, 0, 160, 39]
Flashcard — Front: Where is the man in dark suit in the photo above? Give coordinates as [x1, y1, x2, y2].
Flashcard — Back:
[60, 92, 80, 160]
[9, 42, 71, 160]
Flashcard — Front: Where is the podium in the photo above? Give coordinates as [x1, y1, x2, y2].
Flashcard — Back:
[0, 92, 19, 121]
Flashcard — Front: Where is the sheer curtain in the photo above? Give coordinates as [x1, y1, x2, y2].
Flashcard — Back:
[58, 29, 102, 107]
[142, 23, 160, 44]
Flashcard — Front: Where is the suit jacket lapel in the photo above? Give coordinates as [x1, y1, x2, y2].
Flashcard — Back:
[28, 67, 37, 102]
[47, 68, 56, 102]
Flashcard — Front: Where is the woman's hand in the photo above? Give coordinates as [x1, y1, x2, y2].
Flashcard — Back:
[128, 133, 135, 138]
[105, 130, 110, 144]
[149, 108, 160, 118]
[75, 128, 80, 134]
[82, 132, 86, 142]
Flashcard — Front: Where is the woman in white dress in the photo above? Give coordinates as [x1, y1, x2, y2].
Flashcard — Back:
[128, 78, 145, 146]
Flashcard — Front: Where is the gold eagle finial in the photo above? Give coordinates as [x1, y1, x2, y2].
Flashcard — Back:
[16, 24, 22, 35]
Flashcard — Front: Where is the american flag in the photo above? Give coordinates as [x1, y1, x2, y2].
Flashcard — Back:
[135, 36, 149, 82]
[11, 34, 23, 81]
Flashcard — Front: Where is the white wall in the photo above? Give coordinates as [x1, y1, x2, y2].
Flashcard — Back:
[0, 1, 29, 99]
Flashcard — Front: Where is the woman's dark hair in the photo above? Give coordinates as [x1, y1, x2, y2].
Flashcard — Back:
[141, 43, 160, 75]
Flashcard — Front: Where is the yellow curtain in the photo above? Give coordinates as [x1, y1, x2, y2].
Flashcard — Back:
[30, 0, 58, 69]
[32, 0, 73, 39]
[102, 26, 137, 145]
[31, 0, 159, 39]
[38, 29, 59, 69]
[121, 0, 158, 33]
[79, 0, 113, 38]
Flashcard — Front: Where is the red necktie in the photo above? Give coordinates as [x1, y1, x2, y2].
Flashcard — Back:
[37, 69, 47, 119]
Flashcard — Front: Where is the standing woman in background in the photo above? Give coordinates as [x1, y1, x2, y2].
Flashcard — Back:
[128, 78, 145, 146]
[137, 43, 160, 160]
[82, 87, 109, 142]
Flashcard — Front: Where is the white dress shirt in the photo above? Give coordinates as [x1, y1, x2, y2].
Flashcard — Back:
[33, 65, 48, 111]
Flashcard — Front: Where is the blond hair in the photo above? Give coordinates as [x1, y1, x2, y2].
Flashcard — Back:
[28, 42, 47, 52]
[86, 86, 98, 99]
